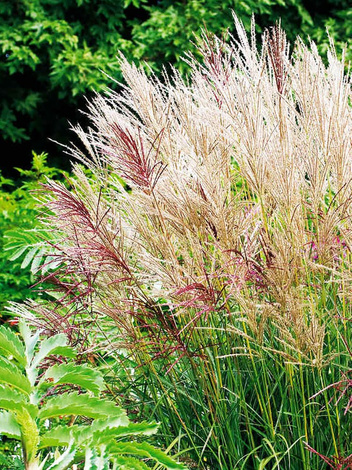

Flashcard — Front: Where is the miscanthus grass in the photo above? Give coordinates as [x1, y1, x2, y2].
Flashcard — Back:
[15, 15, 352, 469]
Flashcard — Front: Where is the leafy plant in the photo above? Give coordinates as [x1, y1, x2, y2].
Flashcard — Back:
[0, 152, 66, 317]
[0, 321, 187, 470]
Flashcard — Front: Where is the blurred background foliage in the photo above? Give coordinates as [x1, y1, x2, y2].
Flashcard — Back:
[1, 0, 352, 174]
[0, 152, 67, 317]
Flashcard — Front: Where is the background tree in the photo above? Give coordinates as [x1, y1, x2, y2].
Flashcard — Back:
[1, 0, 351, 173]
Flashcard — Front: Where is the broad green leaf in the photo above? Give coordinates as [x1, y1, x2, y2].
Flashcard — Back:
[109, 442, 188, 469]
[42, 255, 61, 274]
[7, 245, 28, 261]
[0, 325, 26, 366]
[21, 246, 39, 269]
[0, 357, 31, 395]
[30, 246, 47, 273]
[40, 418, 154, 450]
[39, 421, 108, 449]
[68, 416, 135, 447]
[46, 346, 76, 358]
[46, 442, 76, 470]
[0, 411, 21, 439]
[15, 407, 40, 464]
[32, 334, 76, 369]
[39, 425, 72, 448]
[39, 392, 128, 422]
[112, 456, 151, 470]
[84, 446, 109, 470]
[19, 320, 40, 365]
[3, 230, 40, 259]
[42, 363, 104, 396]
[0, 384, 36, 417]
[93, 421, 159, 445]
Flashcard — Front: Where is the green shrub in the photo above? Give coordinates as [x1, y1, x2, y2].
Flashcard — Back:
[0, 152, 65, 319]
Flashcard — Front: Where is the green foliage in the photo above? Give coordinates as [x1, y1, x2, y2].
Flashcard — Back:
[0, 0, 127, 143]
[129, 0, 309, 73]
[0, 152, 64, 318]
[312, 1, 352, 55]
[0, 321, 187, 470]
[0, 0, 351, 165]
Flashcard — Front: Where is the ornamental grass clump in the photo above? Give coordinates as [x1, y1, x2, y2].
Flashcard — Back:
[17, 15, 352, 469]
